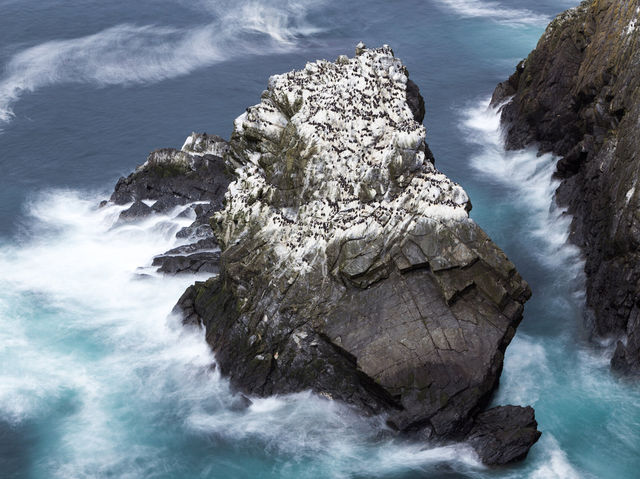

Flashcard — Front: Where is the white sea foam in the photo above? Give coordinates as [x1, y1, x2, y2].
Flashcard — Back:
[434, 0, 550, 25]
[528, 436, 583, 479]
[0, 0, 324, 125]
[0, 189, 486, 478]
[188, 389, 483, 478]
[461, 98, 584, 279]
[492, 334, 551, 406]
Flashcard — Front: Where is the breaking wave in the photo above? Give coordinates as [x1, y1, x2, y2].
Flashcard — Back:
[460, 98, 583, 278]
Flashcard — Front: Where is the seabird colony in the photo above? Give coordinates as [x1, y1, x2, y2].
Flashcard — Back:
[217, 45, 470, 267]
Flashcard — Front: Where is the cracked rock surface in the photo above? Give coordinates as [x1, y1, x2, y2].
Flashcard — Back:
[172, 45, 538, 463]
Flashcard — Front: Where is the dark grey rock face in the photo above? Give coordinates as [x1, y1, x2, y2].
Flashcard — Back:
[406, 79, 426, 123]
[171, 45, 538, 463]
[466, 406, 541, 465]
[111, 135, 231, 211]
[492, 0, 640, 374]
[106, 133, 232, 275]
[118, 200, 153, 222]
[152, 238, 220, 275]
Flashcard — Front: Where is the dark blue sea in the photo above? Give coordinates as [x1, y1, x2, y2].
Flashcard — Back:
[1, 1, 638, 477]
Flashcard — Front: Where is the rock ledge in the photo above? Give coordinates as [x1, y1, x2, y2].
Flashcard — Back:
[493, 0, 640, 374]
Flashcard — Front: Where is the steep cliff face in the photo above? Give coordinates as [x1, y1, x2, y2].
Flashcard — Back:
[492, 0, 640, 374]
[173, 45, 538, 463]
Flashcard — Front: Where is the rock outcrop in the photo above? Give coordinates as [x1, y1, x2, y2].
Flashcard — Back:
[492, 0, 640, 375]
[466, 406, 541, 465]
[169, 44, 538, 463]
[107, 133, 231, 274]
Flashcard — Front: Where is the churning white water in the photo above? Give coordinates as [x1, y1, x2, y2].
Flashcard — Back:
[458, 99, 640, 479]
[0, 190, 488, 478]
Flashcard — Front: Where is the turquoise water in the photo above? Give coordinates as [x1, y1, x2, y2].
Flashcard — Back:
[1, 0, 639, 477]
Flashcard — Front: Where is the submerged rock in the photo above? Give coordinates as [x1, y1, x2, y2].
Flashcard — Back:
[172, 45, 537, 462]
[492, 0, 640, 374]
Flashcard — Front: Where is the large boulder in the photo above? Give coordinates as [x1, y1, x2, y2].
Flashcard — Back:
[174, 44, 538, 461]
[466, 406, 542, 465]
[492, 0, 640, 374]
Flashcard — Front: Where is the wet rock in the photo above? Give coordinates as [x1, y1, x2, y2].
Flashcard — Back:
[153, 251, 220, 275]
[110, 137, 231, 209]
[174, 45, 536, 461]
[229, 394, 253, 412]
[151, 195, 188, 213]
[466, 406, 541, 465]
[163, 238, 219, 255]
[176, 224, 215, 241]
[152, 238, 221, 275]
[492, 0, 640, 374]
[118, 200, 153, 221]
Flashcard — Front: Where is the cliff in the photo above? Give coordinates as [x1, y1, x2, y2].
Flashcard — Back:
[492, 0, 640, 374]
[107, 45, 540, 464]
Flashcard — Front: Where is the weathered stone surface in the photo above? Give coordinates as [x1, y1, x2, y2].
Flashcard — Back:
[152, 251, 220, 275]
[110, 134, 231, 210]
[152, 238, 220, 275]
[466, 406, 541, 465]
[105, 134, 231, 276]
[173, 45, 537, 463]
[492, 0, 640, 374]
[118, 200, 153, 222]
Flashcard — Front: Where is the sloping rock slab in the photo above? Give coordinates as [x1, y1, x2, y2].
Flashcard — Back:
[153, 238, 221, 275]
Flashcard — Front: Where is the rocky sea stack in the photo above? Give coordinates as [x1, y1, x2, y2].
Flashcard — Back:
[492, 0, 640, 375]
[111, 45, 540, 464]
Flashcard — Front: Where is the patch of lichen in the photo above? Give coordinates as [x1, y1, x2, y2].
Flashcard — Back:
[258, 121, 318, 205]
[148, 161, 190, 178]
[270, 92, 303, 120]
[224, 96, 316, 204]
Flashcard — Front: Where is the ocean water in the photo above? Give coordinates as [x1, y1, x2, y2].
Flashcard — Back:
[1, 0, 638, 478]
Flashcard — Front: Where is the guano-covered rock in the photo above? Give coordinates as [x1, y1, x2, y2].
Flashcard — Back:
[171, 44, 538, 463]
[492, 0, 640, 375]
